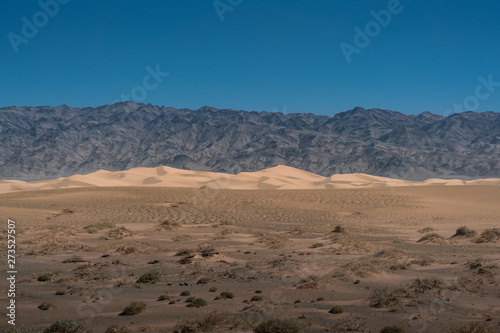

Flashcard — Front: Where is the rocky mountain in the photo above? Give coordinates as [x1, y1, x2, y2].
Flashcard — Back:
[1, 102, 499, 181]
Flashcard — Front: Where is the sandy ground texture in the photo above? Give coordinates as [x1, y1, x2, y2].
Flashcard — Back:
[1, 165, 500, 194]
[0, 185, 499, 332]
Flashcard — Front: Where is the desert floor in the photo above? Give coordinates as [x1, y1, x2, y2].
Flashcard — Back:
[1, 186, 499, 332]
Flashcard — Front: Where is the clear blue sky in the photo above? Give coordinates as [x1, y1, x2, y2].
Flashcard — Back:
[1, 0, 500, 116]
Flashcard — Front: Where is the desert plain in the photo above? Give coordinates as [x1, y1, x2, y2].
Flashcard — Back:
[1, 166, 499, 333]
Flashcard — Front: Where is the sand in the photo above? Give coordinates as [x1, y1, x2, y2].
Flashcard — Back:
[1, 165, 500, 194]
[0, 184, 499, 332]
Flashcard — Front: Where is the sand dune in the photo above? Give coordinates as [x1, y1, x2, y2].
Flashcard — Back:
[1, 165, 499, 194]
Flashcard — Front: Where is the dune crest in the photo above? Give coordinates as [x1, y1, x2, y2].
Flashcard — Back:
[1, 165, 499, 194]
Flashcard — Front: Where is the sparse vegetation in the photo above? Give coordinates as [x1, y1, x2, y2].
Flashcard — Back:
[329, 305, 344, 314]
[186, 298, 208, 308]
[104, 324, 129, 333]
[197, 277, 211, 285]
[38, 301, 55, 310]
[157, 219, 181, 230]
[475, 229, 500, 243]
[311, 242, 325, 248]
[209, 287, 217, 292]
[251, 295, 263, 301]
[105, 227, 133, 240]
[254, 319, 301, 333]
[181, 290, 191, 296]
[37, 273, 52, 282]
[215, 291, 234, 299]
[119, 301, 146, 316]
[332, 225, 345, 233]
[449, 322, 494, 333]
[83, 221, 115, 233]
[380, 326, 405, 333]
[43, 319, 92, 333]
[453, 226, 476, 238]
[418, 226, 436, 233]
[417, 233, 444, 243]
[136, 269, 163, 284]
[62, 255, 86, 263]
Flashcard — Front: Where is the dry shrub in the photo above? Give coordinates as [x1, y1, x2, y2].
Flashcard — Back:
[173, 234, 194, 242]
[452, 226, 476, 238]
[62, 255, 86, 263]
[186, 298, 208, 308]
[38, 301, 55, 310]
[410, 257, 435, 266]
[105, 324, 129, 333]
[449, 322, 494, 333]
[157, 219, 181, 230]
[105, 227, 133, 240]
[43, 319, 91, 333]
[136, 269, 163, 284]
[120, 301, 146, 316]
[197, 245, 219, 258]
[257, 232, 291, 249]
[475, 229, 500, 243]
[173, 311, 228, 333]
[83, 221, 115, 233]
[254, 318, 301, 333]
[417, 233, 445, 243]
[295, 275, 320, 289]
[215, 291, 234, 300]
[418, 226, 436, 233]
[369, 278, 446, 309]
[380, 326, 405, 333]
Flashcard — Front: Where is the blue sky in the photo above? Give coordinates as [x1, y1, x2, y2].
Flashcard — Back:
[1, 0, 500, 116]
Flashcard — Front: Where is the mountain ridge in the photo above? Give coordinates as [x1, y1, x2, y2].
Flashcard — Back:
[1, 102, 499, 181]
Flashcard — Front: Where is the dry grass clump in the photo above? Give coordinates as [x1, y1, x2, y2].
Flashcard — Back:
[62, 255, 86, 263]
[83, 221, 115, 233]
[38, 301, 55, 310]
[173, 311, 229, 333]
[119, 301, 146, 316]
[215, 291, 234, 300]
[186, 298, 208, 308]
[157, 219, 181, 230]
[417, 233, 445, 243]
[410, 256, 435, 266]
[475, 228, 500, 243]
[329, 305, 344, 314]
[136, 269, 163, 284]
[37, 273, 53, 282]
[254, 318, 301, 333]
[197, 245, 219, 258]
[418, 226, 436, 233]
[257, 232, 291, 249]
[43, 319, 91, 333]
[332, 225, 346, 233]
[295, 275, 320, 289]
[452, 226, 477, 238]
[369, 278, 446, 309]
[172, 234, 194, 242]
[449, 322, 494, 333]
[105, 227, 133, 240]
[380, 326, 405, 333]
[104, 324, 129, 333]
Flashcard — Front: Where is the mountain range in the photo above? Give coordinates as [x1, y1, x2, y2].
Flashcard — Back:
[1, 102, 499, 181]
